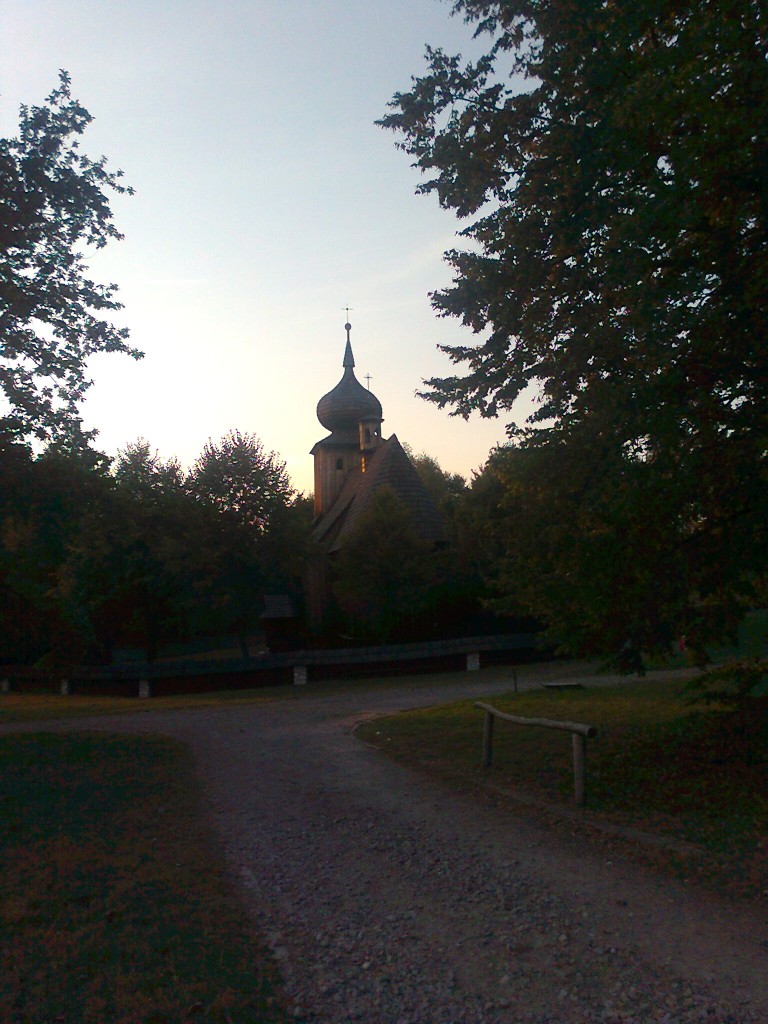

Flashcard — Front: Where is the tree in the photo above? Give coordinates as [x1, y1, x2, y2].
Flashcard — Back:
[470, 439, 691, 653]
[331, 486, 439, 642]
[0, 430, 305, 666]
[189, 431, 306, 651]
[113, 438, 185, 495]
[0, 440, 115, 665]
[0, 71, 141, 443]
[404, 450, 496, 635]
[189, 430, 294, 533]
[381, 2, 768, 649]
[408, 450, 467, 517]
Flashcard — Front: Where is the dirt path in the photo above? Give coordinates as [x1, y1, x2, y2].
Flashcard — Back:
[5, 665, 767, 1022]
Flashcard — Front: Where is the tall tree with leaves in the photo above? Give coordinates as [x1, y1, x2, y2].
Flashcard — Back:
[189, 430, 294, 533]
[189, 431, 305, 649]
[0, 71, 141, 443]
[381, 1, 768, 649]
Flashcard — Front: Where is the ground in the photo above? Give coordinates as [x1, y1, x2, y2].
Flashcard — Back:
[3, 662, 766, 1023]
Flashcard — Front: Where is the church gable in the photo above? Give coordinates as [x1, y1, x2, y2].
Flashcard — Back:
[327, 435, 444, 552]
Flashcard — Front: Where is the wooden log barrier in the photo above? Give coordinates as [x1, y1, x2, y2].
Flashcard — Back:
[475, 701, 597, 807]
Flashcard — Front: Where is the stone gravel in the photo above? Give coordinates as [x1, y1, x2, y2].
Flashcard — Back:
[228, 784, 762, 1024]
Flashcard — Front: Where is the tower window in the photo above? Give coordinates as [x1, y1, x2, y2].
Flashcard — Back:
[365, 428, 371, 444]
[336, 458, 343, 471]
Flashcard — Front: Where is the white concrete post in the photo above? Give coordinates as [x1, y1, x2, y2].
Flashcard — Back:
[293, 665, 308, 686]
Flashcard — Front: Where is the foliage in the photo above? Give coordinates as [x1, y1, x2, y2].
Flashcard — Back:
[408, 449, 467, 514]
[404, 446, 542, 638]
[113, 436, 185, 494]
[66, 479, 204, 661]
[0, 732, 289, 1023]
[685, 656, 768, 707]
[0, 432, 306, 666]
[381, 1, 766, 432]
[0, 72, 141, 443]
[0, 438, 114, 665]
[403, 450, 493, 634]
[331, 485, 441, 642]
[449, 445, 526, 611]
[190, 429, 294, 533]
[189, 431, 308, 648]
[467, 439, 700, 652]
[380, 1, 768, 651]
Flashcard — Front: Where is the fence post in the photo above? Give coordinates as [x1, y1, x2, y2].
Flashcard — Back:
[293, 665, 307, 686]
[60, 679, 70, 696]
[572, 732, 587, 806]
[466, 652, 480, 671]
[0, 678, 10, 694]
[138, 680, 151, 699]
[482, 709, 495, 767]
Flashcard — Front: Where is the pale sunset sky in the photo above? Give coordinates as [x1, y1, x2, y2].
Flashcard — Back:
[1, 0, 535, 494]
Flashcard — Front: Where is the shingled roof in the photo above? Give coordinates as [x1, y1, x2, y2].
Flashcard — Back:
[312, 435, 445, 554]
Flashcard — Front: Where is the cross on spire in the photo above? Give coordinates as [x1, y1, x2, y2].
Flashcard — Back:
[364, 373, 372, 389]
[342, 306, 353, 345]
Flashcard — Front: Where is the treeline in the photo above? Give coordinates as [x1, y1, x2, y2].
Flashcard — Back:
[0, 436, 541, 667]
[334, 443, 767, 658]
[3, 428, 764, 667]
[0, 432, 312, 667]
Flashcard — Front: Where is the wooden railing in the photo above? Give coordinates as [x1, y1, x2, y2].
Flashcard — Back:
[474, 701, 598, 807]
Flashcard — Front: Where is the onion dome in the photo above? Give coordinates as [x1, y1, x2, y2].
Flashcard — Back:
[316, 323, 382, 432]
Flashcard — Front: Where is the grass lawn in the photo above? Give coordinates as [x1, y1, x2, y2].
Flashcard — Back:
[356, 678, 768, 899]
[0, 689, 285, 723]
[0, 664, 533, 724]
[0, 732, 290, 1024]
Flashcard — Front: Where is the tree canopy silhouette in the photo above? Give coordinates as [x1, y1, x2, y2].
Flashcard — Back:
[189, 430, 294, 533]
[380, 1, 767, 650]
[0, 72, 140, 443]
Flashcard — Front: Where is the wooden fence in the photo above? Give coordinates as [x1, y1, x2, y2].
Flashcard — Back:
[0, 633, 541, 698]
[474, 700, 598, 807]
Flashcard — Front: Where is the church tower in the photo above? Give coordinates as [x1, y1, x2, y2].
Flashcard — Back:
[310, 322, 383, 517]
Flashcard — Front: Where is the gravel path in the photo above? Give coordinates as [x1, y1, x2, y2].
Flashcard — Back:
[5, 664, 767, 1023]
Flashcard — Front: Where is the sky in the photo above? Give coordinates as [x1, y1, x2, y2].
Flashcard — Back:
[1, 0, 534, 494]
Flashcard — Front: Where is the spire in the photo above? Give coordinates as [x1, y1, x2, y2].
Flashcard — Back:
[343, 321, 354, 369]
[316, 319, 383, 434]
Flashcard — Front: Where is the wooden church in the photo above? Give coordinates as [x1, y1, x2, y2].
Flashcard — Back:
[305, 321, 444, 630]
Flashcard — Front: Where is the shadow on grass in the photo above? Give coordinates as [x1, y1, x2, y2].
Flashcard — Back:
[0, 732, 291, 1024]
